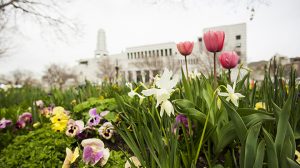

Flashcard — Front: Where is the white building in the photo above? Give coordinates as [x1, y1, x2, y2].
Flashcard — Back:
[75, 23, 247, 84]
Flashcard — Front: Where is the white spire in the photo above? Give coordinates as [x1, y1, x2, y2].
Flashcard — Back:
[95, 28, 108, 57]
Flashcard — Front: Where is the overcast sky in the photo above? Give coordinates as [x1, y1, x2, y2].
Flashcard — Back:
[0, 0, 300, 77]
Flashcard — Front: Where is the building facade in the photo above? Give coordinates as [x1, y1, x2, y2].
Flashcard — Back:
[75, 23, 247, 84]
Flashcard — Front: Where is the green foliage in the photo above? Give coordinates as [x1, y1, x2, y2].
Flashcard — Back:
[104, 150, 128, 168]
[0, 124, 74, 168]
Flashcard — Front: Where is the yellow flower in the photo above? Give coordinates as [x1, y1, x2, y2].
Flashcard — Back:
[255, 102, 266, 110]
[50, 106, 69, 132]
[33, 122, 41, 128]
[52, 106, 66, 116]
[50, 113, 69, 124]
[99, 96, 104, 100]
[62, 147, 79, 168]
[70, 99, 77, 105]
[296, 150, 300, 164]
[52, 122, 68, 132]
[217, 97, 221, 110]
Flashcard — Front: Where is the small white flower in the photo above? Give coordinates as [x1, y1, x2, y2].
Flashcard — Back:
[189, 69, 201, 79]
[126, 82, 145, 100]
[125, 156, 142, 168]
[218, 82, 245, 107]
[142, 68, 178, 117]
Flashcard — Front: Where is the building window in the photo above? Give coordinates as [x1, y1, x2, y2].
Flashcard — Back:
[169, 49, 172, 55]
[152, 50, 155, 57]
[128, 71, 132, 82]
[156, 50, 159, 57]
[136, 71, 142, 82]
[127, 53, 129, 59]
[165, 49, 168, 56]
[145, 70, 150, 83]
[134, 52, 136, 59]
[236, 35, 241, 40]
[145, 51, 147, 57]
[149, 51, 151, 57]
[161, 49, 164, 56]
[153, 70, 159, 77]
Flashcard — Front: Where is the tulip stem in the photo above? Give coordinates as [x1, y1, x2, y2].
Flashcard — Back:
[184, 56, 189, 77]
[228, 69, 231, 82]
[213, 52, 217, 88]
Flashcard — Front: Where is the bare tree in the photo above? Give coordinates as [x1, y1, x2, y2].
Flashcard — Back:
[97, 57, 116, 83]
[0, 69, 40, 86]
[42, 63, 78, 89]
[0, 0, 78, 57]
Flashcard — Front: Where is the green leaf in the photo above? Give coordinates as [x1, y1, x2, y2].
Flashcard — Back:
[181, 68, 193, 102]
[253, 140, 266, 168]
[263, 128, 279, 168]
[220, 96, 247, 143]
[287, 158, 300, 168]
[244, 123, 261, 168]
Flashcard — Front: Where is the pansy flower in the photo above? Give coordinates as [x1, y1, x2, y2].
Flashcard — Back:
[87, 109, 109, 127]
[35, 100, 44, 109]
[18, 112, 32, 123]
[65, 119, 84, 137]
[125, 156, 142, 168]
[81, 138, 110, 166]
[50, 107, 69, 132]
[0, 118, 12, 129]
[62, 147, 79, 168]
[16, 120, 26, 129]
[98, 122, 115, 140]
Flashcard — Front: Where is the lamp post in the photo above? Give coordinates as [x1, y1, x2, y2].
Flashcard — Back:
[115, 59, 119, 84]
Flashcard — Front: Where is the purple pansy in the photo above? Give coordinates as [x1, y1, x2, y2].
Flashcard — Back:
[16, 120, 26, 129]
[65, 119, 84, 137]
[18, 112, 32, 123]
[0, 118, 12, 129]
[87, 108, 101, 126]
[175, 114, 188, 128]
[83, 146, 104, 166]
[81, 138, 110, 166]
[87, 109, 109, 127]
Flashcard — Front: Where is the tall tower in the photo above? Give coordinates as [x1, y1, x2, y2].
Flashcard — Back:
[95, 29, 108, 57]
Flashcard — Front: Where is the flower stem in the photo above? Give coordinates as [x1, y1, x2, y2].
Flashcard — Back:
[185, 56, 189, 77]
[194, 109, 210, 165]
[213, 52, 217, 88]
[228, 69, 231, 83]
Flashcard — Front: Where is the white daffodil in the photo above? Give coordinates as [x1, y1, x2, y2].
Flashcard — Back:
[142, 68, 178, 117]
[126, 82, 145, 99]
[189, 69, 201, 79]
[218, 82, 245, 107]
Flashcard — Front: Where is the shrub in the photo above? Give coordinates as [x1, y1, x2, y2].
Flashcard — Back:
[0, 124, 74, 168]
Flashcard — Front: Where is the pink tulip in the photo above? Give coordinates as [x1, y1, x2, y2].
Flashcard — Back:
[177, 41, 194, 56]
[203, 31, 225, 53]
[218, 51, 239, 69]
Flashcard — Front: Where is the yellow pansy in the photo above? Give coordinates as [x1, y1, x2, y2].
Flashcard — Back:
[296, 150, 300, 164]
[255, 102, 266, 110]
[62, 147, 79, 168]
[50, 106, 69, 132]
[52, 122, 68, 132]
[52, 106, 66, 116]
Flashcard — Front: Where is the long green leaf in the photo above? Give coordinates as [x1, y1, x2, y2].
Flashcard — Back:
[253, 140, 266, 168]
[244, 123, 261, 168]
